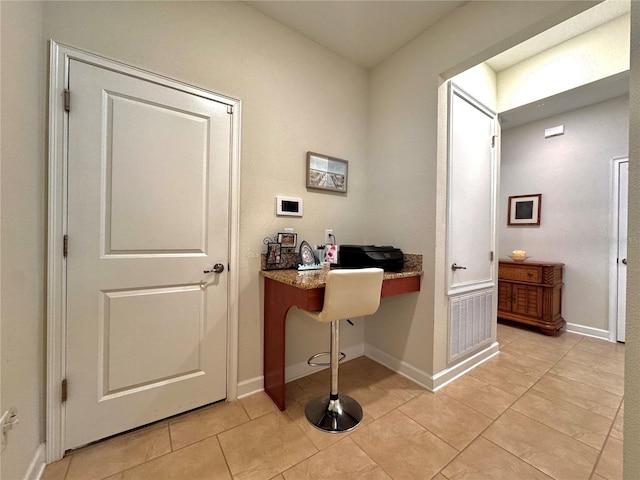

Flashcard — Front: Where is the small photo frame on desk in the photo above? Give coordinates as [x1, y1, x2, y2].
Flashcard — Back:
[508, 194, 541, 226]
[277, 232, 297, 251]
[266, 243, 281, 268]
[306, 152, 348, 193]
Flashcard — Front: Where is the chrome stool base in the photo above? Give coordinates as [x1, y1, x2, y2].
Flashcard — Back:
[304, 393, 363, 433]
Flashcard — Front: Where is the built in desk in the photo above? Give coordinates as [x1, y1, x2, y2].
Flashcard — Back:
[261, 261, 422, 411]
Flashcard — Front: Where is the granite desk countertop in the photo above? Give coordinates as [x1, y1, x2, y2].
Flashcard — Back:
[260, 254, 423, 290]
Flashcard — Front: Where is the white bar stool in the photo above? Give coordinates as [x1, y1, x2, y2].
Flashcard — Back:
[302, 267, 384, 433]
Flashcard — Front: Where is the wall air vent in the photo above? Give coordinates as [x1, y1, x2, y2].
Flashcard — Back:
[545, 125, 565, 138]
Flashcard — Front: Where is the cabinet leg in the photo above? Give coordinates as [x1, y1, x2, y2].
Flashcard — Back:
[539, 318, 566, 336]
[540, 327, 558, 336]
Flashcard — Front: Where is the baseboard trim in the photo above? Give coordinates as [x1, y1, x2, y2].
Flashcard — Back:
[365, 341, 499, 392]
[565, 322, 610, 341]
[25, 443, 46, 480]
[238, 341, 500, 401]
[364, 344, 433, 390]
[236, 345, 366, 400]
[236, 375, 264, 399]
[432, 342, 500, 390]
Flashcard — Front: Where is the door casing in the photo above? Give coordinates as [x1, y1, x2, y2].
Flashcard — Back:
[46, 41, 242, 462]
[445, 83, 499, 365]
[609, 157, 628, 342]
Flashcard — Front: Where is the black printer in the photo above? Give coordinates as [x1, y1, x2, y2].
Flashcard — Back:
[338, 245, 404, 272]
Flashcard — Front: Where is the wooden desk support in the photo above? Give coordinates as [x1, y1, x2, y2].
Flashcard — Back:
[263, 272, 421, 411]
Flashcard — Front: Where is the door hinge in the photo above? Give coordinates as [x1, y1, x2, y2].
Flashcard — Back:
[63, 234, 68, 258]
[490, 251, 494, 261]
[491, 135, 498, 148]
[227, 105, 233, 115]
[64, 89, 71, 112]
[61, 379, 68, 403]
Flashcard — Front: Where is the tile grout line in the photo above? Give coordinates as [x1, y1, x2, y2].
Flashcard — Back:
[291, 329, 598, 480]
[61, 452, 72, 480]
[46, 326, 623, 480]
[97, 404, 257, 479]
[588, 397, 625, 480]
[506, 331, 622, 476]
[213, 434, 236, 480]
[167, 421, 174, 452]
[286, 370, 433, 478]
[432, 329, 601, 479]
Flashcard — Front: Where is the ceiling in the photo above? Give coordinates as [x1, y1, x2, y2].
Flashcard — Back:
[486, 0, 630, 72]
[499, 72, 629, 129]
[246, 0, 629, 72]
[245, 1, 466, 70]
[245, 0, 630, 127]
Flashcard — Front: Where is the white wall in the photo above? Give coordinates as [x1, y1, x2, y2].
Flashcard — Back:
[499, 95, 629, 333]
[38, 0, 372, 387]
[365, 1, 594, 377]
[498, 14, 630, 112]
[0, 2, 47, 479]
[452, 63, 498, 112]
[2, 0, 370, 473]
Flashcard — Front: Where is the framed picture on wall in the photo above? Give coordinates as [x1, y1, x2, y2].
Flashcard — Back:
[508, 194, 542, 226]
[306, 152, 348, 193]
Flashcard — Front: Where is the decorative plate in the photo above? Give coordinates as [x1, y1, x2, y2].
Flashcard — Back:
[298, 241, 318, 266]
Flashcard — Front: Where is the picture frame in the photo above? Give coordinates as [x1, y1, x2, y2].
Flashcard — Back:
[306, 151, 348, 193]
[265, 242, 281, 267]
[297, 240, 319, 267]
[277, 232, 297, 250]
[508, 194, 542, 226]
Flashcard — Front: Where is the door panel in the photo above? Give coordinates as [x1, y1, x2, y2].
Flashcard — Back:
[497, 282, 512, 312]
[511, 284, 542, 318]
[103, 286, 203, 393]
[448, 86, 496, 293]
[107, 94, 209, 253]
[65, 59, 230, 449]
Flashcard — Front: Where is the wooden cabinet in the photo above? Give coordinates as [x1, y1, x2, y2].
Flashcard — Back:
[498, 260, 564, 335]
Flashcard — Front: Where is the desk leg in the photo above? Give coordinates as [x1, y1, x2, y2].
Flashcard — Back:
[263, 279, 292, 411]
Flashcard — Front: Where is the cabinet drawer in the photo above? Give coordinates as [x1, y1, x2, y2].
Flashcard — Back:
[499, 264, 542, 283]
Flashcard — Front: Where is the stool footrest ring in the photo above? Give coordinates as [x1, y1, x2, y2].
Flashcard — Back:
[307, 351, 346, 367]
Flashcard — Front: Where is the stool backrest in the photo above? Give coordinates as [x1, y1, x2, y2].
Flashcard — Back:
[317, 268, 384, 323]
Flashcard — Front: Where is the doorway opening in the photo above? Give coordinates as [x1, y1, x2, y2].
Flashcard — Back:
[453, 4, 629, 344]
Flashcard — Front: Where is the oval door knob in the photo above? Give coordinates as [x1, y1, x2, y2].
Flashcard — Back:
[204, 263, 225, 274]
[622, 258, 628, 265]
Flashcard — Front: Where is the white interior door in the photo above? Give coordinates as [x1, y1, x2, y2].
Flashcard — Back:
[447, 85, 497, 294]
[616, 160, 628, 342]
[65, 59, 231, 449]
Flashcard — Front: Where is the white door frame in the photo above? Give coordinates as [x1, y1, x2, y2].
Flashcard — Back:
[46, 41, 241, 462]
[444, 82, 499, 366]
[608, 156, 628, 342]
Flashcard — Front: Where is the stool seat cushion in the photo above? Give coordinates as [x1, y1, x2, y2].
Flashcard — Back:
[303, 268, 384, 323]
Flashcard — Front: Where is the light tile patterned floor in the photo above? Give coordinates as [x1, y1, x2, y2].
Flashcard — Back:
[43, 321, 624, 480]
